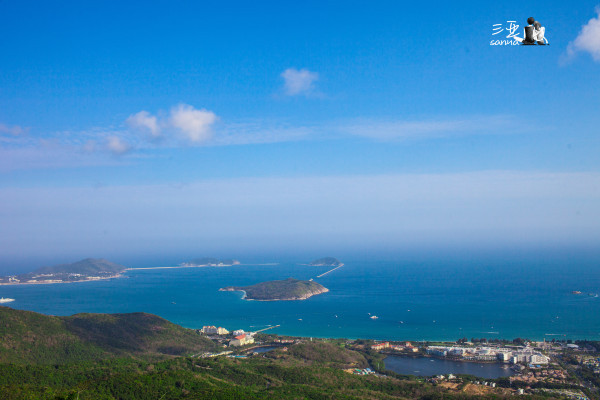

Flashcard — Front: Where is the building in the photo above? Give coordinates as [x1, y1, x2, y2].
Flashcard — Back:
[449, 348, 465, 357]
[202, 326, 217, 334]
[371, 342, 390, 351]
[529, 354, 550, 364]
[229, 334, 255, 347]
[232, 329, 245, 336]
[216, 327, 229, 335]
[202, 326, 229, 335]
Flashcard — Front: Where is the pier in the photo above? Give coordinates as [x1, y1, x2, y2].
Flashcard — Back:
[316, 264, 344, 278]
[252, 324, 281, 334]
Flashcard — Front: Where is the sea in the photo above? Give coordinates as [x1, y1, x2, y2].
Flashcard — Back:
[1, 252, 599, 342]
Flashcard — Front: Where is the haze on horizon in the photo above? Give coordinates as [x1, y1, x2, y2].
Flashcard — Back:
[1, 1, 599, 273]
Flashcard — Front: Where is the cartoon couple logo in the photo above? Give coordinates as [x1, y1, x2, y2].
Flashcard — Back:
[514, 17, 549, 45]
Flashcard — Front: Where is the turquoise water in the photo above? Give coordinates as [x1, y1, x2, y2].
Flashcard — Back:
[1, 255, 599, 341]
[384, 356, 514, 379]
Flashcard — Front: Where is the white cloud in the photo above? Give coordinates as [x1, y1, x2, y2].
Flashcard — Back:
[126, 111, 160, 137]
[169, 104, 218, 142]
[566, 7, 600, 62]
[0, 123, 27, 136]
[106, 136, 131, 155]
[281, 68, 319, 96]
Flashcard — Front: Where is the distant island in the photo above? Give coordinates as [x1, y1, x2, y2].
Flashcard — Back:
[0, 258, 126, 285]
[180, 257, 241, 267]
[308, 257, 343, 267]
[220, 278, 328, 301]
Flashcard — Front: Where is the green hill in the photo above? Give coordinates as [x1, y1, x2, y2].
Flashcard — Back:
[220, 278, 328, 300]
[0, 307, 216, 364]
[33, 258, 125, 275]
[0, 307, 563, 399]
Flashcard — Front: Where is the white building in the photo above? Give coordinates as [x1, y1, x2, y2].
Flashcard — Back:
[216, 327, 229, 335]
[229, 334, 254, 347]
[202, 326, 217, 334]
[529, 354, 549, 364]
[202, 326, 229, 335]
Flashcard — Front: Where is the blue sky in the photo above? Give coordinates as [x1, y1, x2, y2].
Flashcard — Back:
[1, 1, 599, 269]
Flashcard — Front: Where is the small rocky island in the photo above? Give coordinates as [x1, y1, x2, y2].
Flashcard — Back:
[308, 257, 343, 267]
[0, 258, 126, 285]
[220, 278, 328, 301]
[180, 258, 240, 267]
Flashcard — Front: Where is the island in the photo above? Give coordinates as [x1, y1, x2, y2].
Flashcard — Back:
[308, 257, 343, 267]
[180, 257, 241, 267]
[219, 278, 328, 301]
[0, 258, 126, 285]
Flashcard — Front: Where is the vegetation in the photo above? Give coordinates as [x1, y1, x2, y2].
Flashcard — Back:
[0, 351, 558, 399]
[220, 278, 328, 300]
[0, 306, 216, 364]
[0, 307, 567, 399]
[32, 259, 125, 275]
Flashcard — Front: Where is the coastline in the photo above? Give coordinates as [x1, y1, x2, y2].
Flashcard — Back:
[0, 273, 123, 286]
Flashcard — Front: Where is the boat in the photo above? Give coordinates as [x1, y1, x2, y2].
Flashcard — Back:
[0, 297, 15, 303]
[571, 291, 582, 294]
[370, 315, 378, 319]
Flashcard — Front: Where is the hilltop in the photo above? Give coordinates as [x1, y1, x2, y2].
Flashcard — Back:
[0, 258, 126, 285]
[0, 306, 216, 364]
[308, 257, 343, 267]
[220, 278, 328, 301]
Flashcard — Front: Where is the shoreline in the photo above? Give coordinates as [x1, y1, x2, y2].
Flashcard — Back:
[0, 273, 123, 286]
[0, 263, 282, 286]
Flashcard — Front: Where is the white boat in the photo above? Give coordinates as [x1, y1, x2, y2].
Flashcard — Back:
[370, 315, 378, 319]
[0, 297, 15, 303]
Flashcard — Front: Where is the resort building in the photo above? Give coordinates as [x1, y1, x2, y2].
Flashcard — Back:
[202, 326, 229, 335]
[229, 334, 254, 347]
[425, 345, 549, 365]
[216, 327, 229, 335]
[371, 342, 390, 351]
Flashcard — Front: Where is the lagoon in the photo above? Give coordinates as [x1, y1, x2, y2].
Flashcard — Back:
[384, 356, 514, 379]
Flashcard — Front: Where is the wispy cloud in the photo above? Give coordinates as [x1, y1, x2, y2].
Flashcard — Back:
[281, 68, 319, 96]
[0, 112, 524, 171]
[565, 7, 600, 62]
[0, 123, 28, 136]
[336, 115, 520, 141]
[126, 111, 161, 138]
